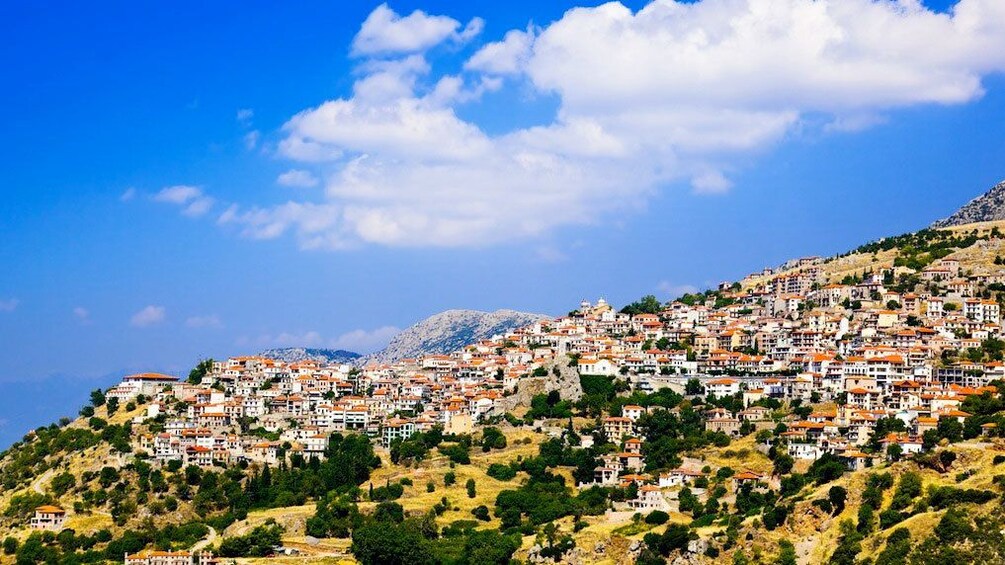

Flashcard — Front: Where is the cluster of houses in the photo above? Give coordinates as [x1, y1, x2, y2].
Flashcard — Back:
[31, 252, 1005, 531]
[105, 254, 1005, 474]
[549, 255, 1005, 511]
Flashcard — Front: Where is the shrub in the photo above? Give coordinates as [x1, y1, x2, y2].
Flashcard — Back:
[812, 499, 833, 514]
[487, 463, 517, 481]
[481, 427, 508, 452]
[828, 486, 847, 515]
[371, 483, 404, 502]
[644, 511, 669, 525]
[218, 522, 283, 557]
[2, 537, 18, 555]
[471, 505, 490, 521]
[439, 443, 471, 465]
[927, 486, 996, 509]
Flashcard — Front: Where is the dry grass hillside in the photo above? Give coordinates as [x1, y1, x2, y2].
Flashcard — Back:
[742, 220, 1005, 291]
[7, 399, 1005, 565]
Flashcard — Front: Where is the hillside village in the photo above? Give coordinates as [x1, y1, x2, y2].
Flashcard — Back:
[8, 222, 1005, 564]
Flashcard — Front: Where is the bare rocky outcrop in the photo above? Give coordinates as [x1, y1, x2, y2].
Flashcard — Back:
[932, 179, 1005, 228]
[497, 356, 584, 412]
[258, 347, 361, 364]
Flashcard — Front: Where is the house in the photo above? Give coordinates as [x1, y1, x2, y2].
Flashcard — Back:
[623, 405, 645, 422]
[185, 445, 213, 467]
[706, 416, 742, 436]
[30, 506, 66, 531]
[125, 551, 201, 565]
[615, 451, 645, 471]
[743, 388, 765, 407]
[732, 470, 764, 487]
[591, 466, 619, 487]
[628, 485, 671, 512]
[603, 416, 633, 440]
[839, 449, 872, 471]
[881, 434, 923, 458]
[788, 442, 826, 460]
[738, 406, 772, 422]
[107, 373, 179, 401]
[624, 437, 643, 454]
[381, 418, 416, 447]
[578, 358, 618, 376]
[658, 468, 705, 488]
[706, 378, 740, 397]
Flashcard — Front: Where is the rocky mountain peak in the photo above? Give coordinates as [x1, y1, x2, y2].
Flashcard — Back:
[258, 347, 361, 364]
[365, 308, 549, 364]
[931, 179, 1005, 228]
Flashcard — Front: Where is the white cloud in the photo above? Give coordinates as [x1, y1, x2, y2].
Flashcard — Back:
[465, 28, 535, 75]
[186, 315, 222, 329]
[691, 171, 733, 195]
[120, 187, 137, 202]
[823, 113, 889, 133]
[244, 130, 261, 150]
[281, 97, 491, 162]
[277, 169, 320, 188]
[330, 326, 401, 353]
[657, 281, 699, 297]
[154, 185, 215, 217]
[250, 326, 400, 354]
[535, 245, 569, 263]
[236, 108, 254, 124]
[351, 4, 482, 56]
[73, 307, 90, 323]
[0, 298, 18, 312]
[130, 305, 165, 328]
[208, 0, 1005, 249]
[154, 185, 201, 204]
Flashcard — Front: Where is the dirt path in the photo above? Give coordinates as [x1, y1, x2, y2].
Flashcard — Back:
[191, 526, 217, 551]
[31, 468, 55, 495]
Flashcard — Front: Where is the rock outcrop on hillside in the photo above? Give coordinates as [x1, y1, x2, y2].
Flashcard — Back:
[932, 179, 1005, 228]
[366, 309, 549, 364]
[497, 356, 584, 412]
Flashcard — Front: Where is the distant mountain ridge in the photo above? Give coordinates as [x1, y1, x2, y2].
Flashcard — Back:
[365, 308, 549, 364]
[932, 179, 1005, 228]
[258, 347, 361, 364]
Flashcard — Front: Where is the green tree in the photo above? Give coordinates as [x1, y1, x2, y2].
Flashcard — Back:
[351, 521, 433, 565]
[934, 507, 972, 543]
[50, 472, 76, 496]
[188, 359, 214, 385]
[621, 295, 663, 316]
[2, 537, 18, 555]
[461, 530, 519, 565]
[828, 486, 847, 515]
[775, 540, 797, 565]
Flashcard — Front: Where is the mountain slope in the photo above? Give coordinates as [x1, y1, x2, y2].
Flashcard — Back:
[257, 347, 360, 364]
[932, 179, 1005, 228]
[366, 308, 549, 364]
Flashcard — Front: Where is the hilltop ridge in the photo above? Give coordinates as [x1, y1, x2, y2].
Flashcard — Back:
[932, 179, 1005, 228]
[257, 348, 361, 364]
[364, 308, 549, 364]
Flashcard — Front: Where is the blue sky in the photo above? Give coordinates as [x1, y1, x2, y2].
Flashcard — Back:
[1, 0, 1004, 444]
